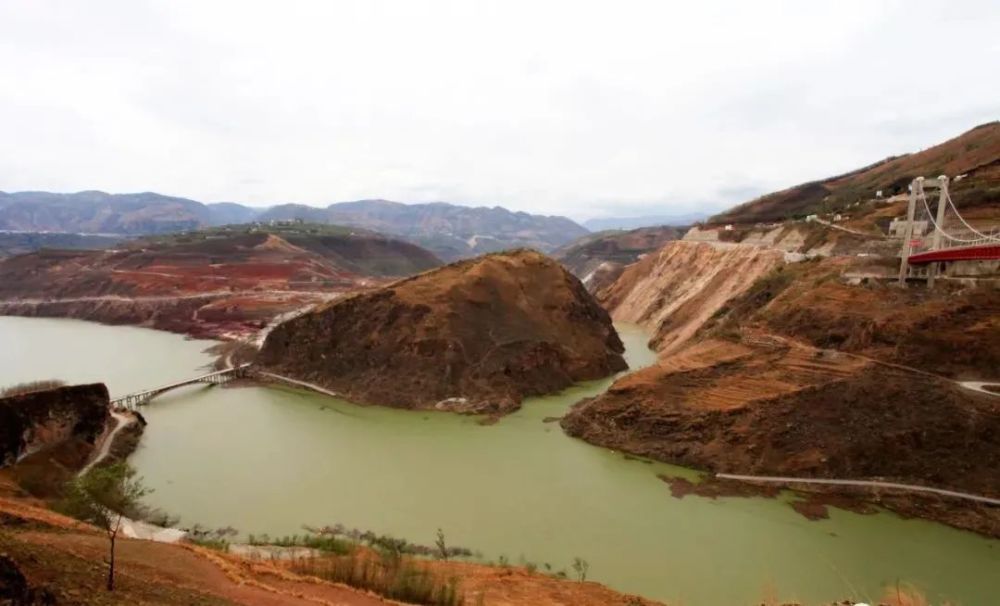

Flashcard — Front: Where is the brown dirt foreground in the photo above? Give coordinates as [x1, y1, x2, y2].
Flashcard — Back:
[0, 495, 662, 606]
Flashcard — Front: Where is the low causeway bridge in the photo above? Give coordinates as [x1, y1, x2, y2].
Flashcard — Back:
[111, 363, 252, 409]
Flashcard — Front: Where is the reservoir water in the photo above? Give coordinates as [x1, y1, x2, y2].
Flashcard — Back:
[1, 315, 997, 605]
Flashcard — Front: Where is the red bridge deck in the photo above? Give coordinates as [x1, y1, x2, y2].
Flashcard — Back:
[908, 243, 1000, 264]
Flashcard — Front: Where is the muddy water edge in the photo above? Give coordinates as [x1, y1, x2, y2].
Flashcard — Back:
[0, 316, 997, 605]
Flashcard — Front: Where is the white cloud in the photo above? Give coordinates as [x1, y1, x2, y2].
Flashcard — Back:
[0, 0, 997, 220]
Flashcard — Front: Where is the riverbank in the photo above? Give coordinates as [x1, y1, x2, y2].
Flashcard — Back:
[3, 316, 999, 605]
[0, 290, 336, 342]
[562, 337, 1000, 538]
[0, 476, 664, 605]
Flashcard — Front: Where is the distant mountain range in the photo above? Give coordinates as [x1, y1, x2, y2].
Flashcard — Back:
[0, 192, 587, 261]
[255, 199, 587, 260]
[582, 212, 708, 231]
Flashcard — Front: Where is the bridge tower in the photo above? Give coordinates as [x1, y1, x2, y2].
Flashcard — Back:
[898, 176, 949, 286]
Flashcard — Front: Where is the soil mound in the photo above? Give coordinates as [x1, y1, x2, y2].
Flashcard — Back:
[258, 249, 626, 414]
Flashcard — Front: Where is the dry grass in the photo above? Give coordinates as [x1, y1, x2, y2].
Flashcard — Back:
[290, 551, 463, 606]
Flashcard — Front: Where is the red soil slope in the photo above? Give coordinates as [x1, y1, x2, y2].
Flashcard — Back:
[712, 121, 1000, 224]
[0, 229, 441, 339]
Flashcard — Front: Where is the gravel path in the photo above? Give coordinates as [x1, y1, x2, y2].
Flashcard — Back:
[78, 410, 133, 476]
[716, 473, 1000, 505]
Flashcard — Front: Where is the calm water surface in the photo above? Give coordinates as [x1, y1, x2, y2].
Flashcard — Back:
[1, 315, 997, 605]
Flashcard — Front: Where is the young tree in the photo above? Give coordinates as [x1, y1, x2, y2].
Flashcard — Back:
[434, 528, 449, 561]
[57, 461, 150, 591]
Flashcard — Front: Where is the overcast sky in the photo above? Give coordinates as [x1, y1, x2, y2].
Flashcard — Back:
[1, 1, 997, 221]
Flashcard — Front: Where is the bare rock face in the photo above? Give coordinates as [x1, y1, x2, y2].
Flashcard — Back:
[257, 249, 627, 414]
[596, 241, 784, 354]
[0, 384, 109, 467]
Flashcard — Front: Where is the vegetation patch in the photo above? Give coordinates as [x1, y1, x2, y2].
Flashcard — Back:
[281, 525, 472, 606]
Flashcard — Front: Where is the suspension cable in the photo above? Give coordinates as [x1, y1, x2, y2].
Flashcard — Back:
[918, 192, 984, 244]
[943, 188, 1000, 242]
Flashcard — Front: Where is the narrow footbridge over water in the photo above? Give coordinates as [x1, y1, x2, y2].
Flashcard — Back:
[112, 363, 252, 409]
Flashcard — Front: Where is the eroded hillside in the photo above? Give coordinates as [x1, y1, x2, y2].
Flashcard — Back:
[567, 230, 1000, 533]
[258, 249, 626, 415]
[598, 241, 785, 354]
[563, 124, 1000, 535]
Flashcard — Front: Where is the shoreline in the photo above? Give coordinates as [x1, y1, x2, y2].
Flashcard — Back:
[10, 312, 997, 541]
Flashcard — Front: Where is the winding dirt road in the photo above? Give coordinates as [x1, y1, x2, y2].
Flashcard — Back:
[78, 410, 133, 476]
[254, 370, 341, 398]
[716, 473, 1000, 505]
[959, 381, 1000, 397]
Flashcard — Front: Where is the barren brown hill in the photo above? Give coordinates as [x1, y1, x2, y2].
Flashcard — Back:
[564, 146, 998, 534]
[258, 249, 626, 415]
[564, 245, 1000, 534]
[562, 339, 1000, 536]
[710, 121, 1000, 224]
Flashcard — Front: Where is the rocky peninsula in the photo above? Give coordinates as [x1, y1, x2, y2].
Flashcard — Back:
[257, 249, 627, 415]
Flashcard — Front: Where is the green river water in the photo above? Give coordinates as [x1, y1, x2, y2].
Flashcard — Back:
[0, 316, 996, 605]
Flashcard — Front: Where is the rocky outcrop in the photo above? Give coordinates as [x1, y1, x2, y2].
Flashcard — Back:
[0, 384, 109, 467]
[257, 250, 626, 414]
[597, 241, 784, 354]
[0, 554, 56, 605]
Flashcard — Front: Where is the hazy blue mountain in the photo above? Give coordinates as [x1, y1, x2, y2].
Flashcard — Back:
[582, 212, 708, 231]
[206, 202, 259, 225]
[0, 190, 211, 234]
[0, 191, 587, 260]
[242, 199, 588, 260]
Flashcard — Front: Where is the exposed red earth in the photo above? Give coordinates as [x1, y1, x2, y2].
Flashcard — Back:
[0, 226, 442, 341]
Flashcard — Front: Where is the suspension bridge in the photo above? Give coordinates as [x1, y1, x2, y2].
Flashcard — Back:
[897, 175, 1000, 285]
[111, 363, 252, 409]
